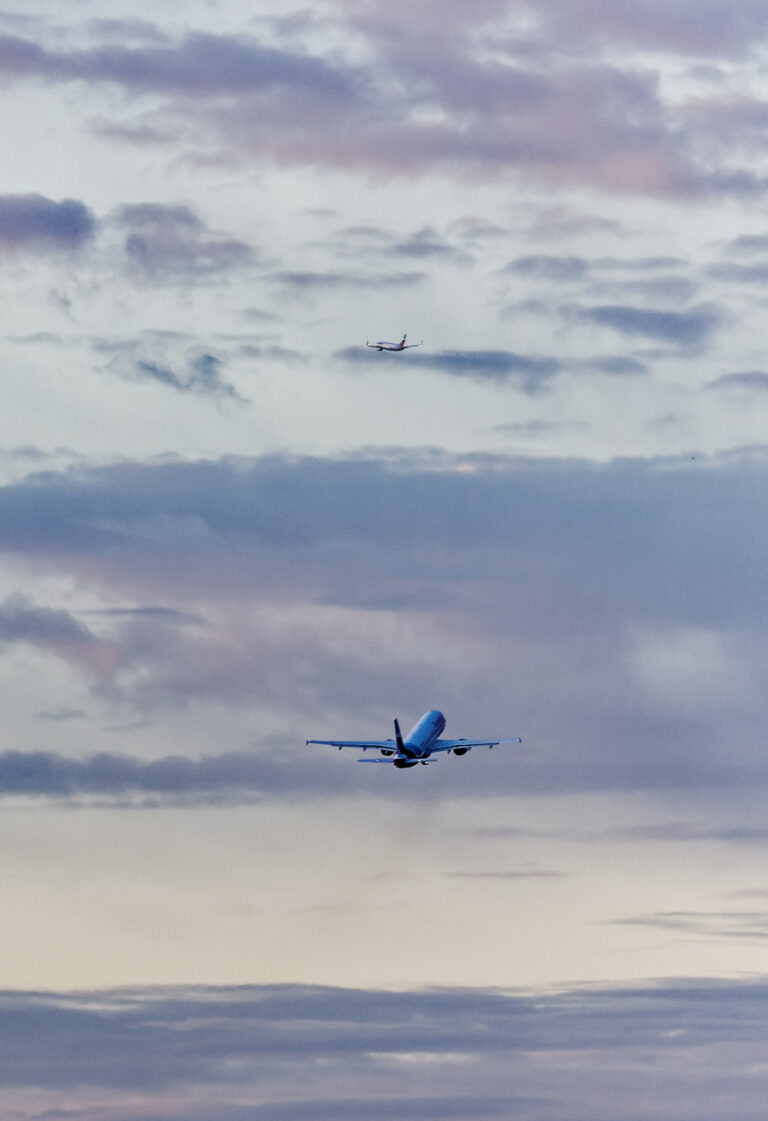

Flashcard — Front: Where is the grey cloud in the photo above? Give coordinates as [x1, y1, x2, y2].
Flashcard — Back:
[3, 450, 768, 796]
[319, 223, 471, 267]
[0, 594, 96, 651]
[494, 419, 588, 438]
[724, 233, 768, 254]
[708, 371, 768, 391]
[99, 338, 243, 400]
[4, 978, 768, 1120]
[596, 256, 688, 271]
[133, 353, 243, 399]
[474, 822, 768, 845]
[611, 274, 700, 304]
[85, 606, 204, 623]
[1, 19, 765, 199]
[0, 748, 286, 800]
[85, 19, 169, 44]
[0, 594, 115, 682]
[386, 227, 471, 264]
[0, 449, 767, 630]
[117, 203, 254, 279]
[36, 708, 87, 721]
[338, 348, 562, 392]
[612, 910, 768, 941]
[236, 344, 305, 364]
[538, 0, 768, 57]
[0, 193, 95, 252]
[504, 255, 591, 282]
[707, 261, 768, 284]
[411, 350, 562, 391]
[0, 30, 357, 98]
[589, 355, 647, 375]
[580, 303, 721, 345]
[447, 869, 568, 880]
[271, 270, 426, 292]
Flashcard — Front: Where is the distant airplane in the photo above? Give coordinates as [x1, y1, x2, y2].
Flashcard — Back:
[366, 333, 422, 352]
[307, 708, 521, 768]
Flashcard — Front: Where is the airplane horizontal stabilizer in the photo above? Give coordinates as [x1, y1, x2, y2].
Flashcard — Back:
[357, 757, 437, 764]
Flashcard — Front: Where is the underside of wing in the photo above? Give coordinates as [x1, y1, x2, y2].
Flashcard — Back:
[357, 756, 437, 764]
[429, 737, 522, 753]
[306, 738, 397, 750]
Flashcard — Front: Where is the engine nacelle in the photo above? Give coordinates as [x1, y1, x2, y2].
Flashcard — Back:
[381, 749, 394, 756]
[452, 746, 470, 756]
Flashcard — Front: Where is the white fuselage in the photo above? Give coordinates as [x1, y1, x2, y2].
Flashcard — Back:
[402, 709, 446, 758]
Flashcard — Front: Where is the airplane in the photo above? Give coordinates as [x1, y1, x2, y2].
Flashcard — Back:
[306, 709, 521, 768]
[366, 333, 422, 352]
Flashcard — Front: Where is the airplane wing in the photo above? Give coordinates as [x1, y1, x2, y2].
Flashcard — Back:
[306, 738, 397, 750]
[428, 737, 522, 753]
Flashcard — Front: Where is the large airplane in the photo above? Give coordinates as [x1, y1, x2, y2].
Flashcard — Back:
[366, 333, 422, 352]
[307, 709, 521, 768]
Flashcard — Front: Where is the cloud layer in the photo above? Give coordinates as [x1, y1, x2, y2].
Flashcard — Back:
[4, 8, 768, 195]
[4, 978, 768, 1120]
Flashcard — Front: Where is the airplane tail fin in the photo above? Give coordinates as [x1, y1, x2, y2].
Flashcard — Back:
[394, 718, 405, 753]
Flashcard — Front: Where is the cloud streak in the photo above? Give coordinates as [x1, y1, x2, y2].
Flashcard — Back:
[580, 303, 721, 346]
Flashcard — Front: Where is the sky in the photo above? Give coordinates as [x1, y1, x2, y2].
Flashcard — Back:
[4, 0, 768, 1117]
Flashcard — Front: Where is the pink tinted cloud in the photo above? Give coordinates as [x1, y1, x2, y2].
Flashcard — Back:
[540, 0, 768, 57]
[2, 12, 765, 196]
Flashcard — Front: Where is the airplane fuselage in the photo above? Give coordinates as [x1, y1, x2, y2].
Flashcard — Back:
[366, 334, 421, 352]
[396, 709, 447, 767]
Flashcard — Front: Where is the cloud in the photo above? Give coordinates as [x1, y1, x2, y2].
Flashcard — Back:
[473, 822, 768, 845]
[0, 29, 357, 98]
[271, 270, 426, 294]
[36, 707, 88, 721]
[98, 338, 244, 399]
[117, 202, 254, 280]
[338, 348, 563, 392]
[612, 910, 768, 941]
[447, 869, 568, 880]
[0, 193, 95, 253]
[385, 227, 472, 264]
[504, 255, 591, 282]
[2, 20, 765, 197]
[0, 748, 287, 801]
[708, 371, 768, 391]
[0, 595, 114, 678]
[4, 978, 768, 1120]
[579, 303, 721, 345]
[723, 233, 768, 254]
[538, 0, 768, 57]
[588, 355, 648, 375]
[3, 449, 768, 798]
[132, 353, 243, 399]
[1, 449, 767, 629]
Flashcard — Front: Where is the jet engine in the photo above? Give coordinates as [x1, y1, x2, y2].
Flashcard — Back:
[452, 746, 470, 756]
